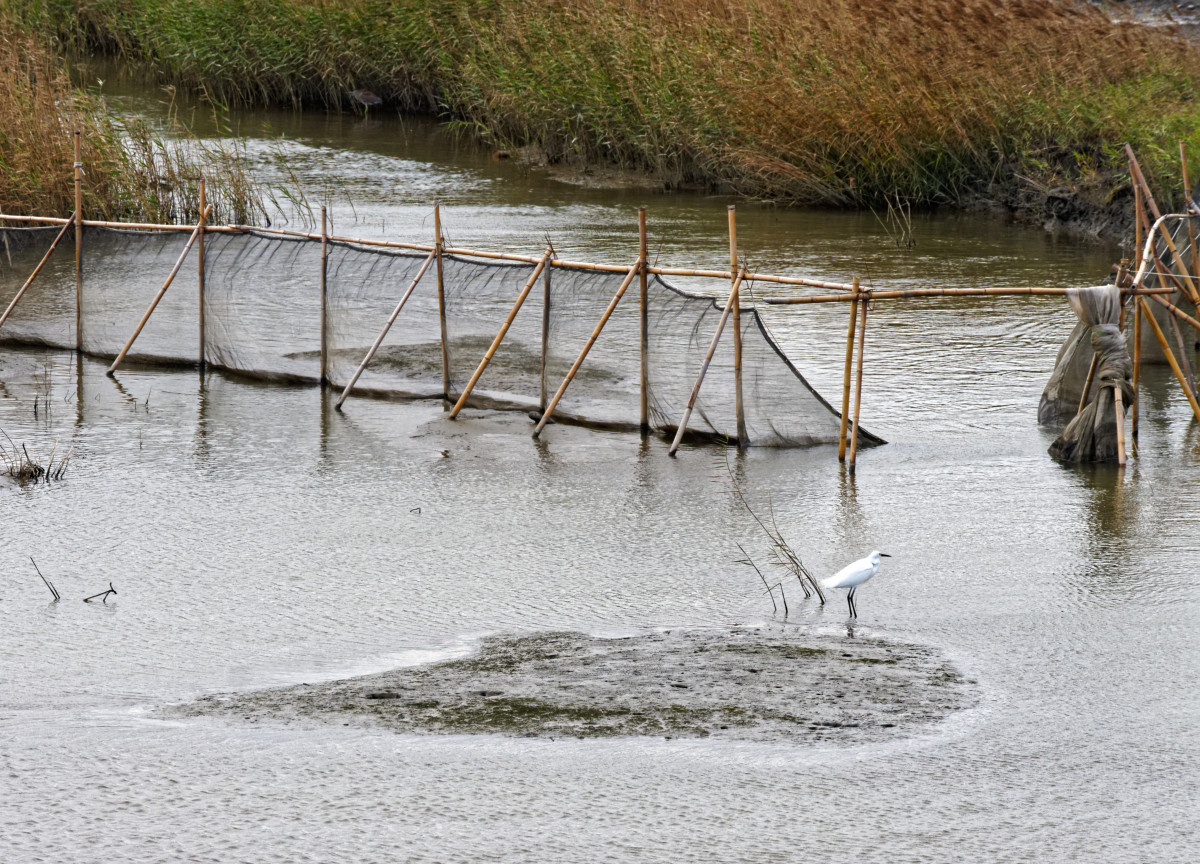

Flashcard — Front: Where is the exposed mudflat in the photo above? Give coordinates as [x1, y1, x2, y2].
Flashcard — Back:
[170, 629, 975, 743]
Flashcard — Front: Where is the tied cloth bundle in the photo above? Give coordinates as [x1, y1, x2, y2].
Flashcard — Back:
[1049, 285, 1133, 463]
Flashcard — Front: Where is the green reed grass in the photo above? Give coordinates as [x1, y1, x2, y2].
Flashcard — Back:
[0, 22, 263, 222]
[9, 0, 1200, 213]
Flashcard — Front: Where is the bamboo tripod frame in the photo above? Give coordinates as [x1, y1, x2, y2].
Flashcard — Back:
[2, 130, 1198, 468]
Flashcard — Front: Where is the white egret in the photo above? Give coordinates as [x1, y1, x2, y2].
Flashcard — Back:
[822, 551, 891, 618]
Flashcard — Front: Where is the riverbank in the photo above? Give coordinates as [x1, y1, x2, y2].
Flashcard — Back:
[9, 0, 1200, 241]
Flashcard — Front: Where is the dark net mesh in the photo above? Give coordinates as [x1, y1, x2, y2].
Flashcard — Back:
[202, 231, 322, 381]
[0, 225, 876, 447]
[0, 226, 77, 348]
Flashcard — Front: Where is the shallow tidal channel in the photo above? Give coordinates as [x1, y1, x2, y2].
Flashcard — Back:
[2, 91, 1199, 864]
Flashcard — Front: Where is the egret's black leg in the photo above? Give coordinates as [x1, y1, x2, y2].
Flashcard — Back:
[847, 586, 856, 618]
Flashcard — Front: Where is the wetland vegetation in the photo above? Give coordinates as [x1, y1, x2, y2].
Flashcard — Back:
[7, 0, 1200, 236]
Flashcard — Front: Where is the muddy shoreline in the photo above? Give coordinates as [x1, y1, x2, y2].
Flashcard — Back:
[168, 629, 976, 744]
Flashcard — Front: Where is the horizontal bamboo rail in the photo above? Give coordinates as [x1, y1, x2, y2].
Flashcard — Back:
[765, 286, 1174, 304]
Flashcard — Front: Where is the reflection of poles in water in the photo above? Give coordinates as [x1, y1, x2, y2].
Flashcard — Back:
[193, 371, 211, 464]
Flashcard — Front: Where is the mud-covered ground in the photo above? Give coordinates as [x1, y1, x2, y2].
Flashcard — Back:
[169, 629, 975, 744]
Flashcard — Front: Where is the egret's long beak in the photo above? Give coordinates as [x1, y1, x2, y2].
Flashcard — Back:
[879, 553, 892, 557]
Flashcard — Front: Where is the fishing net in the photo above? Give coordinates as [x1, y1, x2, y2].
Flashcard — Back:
[0, 225, 77, 348]
[1047, 286, 1133, 463]
[0, 224, 879, 448]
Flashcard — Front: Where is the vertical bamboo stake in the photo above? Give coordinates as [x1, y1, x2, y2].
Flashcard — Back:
[540, 255, 551, 413]
[1077, 351, 1099, 417]
[1132, 296, 1141, 444]
[320, 205, 328, 386]
[838, 279, 860, 461]
[1117, 261, 1128, 332]
[730, 206, 747, 447]
[449, 251, 551, 419]
[198, 179, 207, 370]
[667, 267, 746, 456]
[1114, 387, 1126, 467]
[639, 207, 648, 432]
[847, 298, 868, 475]
[73, 130, 82, 351]
[1139, 296, 1200, 424]
[435, 201, 450, 399]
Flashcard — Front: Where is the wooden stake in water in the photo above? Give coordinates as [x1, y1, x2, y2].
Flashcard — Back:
[1132, 295, 1141, 445]
[838, 278, 860, 461]
[533, 259, 642, 437]
[847, 297, 868, 475]
[448, 251, 551, 419]
[435, 201, 450, 400]
[320, 205, 328, 387]
[106, 206, 211, 376]
[639, 207, 648, 432]
[74, 130, 82, 351]
[198, 179, 207, 370]
[1114, 386, 1126, 468]
[730, 205, 747, 447]
[334, 249, 436, 410]
[667, 266, 747, 456]
[540, 254, 551, 413]
[0, 214, 75, 330]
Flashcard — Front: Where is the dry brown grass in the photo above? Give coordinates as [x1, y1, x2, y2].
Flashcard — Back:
[0, 23, 263, 222]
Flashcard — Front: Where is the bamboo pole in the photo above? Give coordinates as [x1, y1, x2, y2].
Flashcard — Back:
[74, 130, 82, 351]
[540, 251, 552, 413]
[1135, 183, 1144, 274]
[1078, 351, 1099, 417]
[666, 267, 747, 456]
[1126, 144, 1200, 305]
[1181, 140, 1197, 296]
[198, 180, 207, 370]
[533, 259, 642, 438]
[639, 207, 648, 431]
[847, 298, 868, 475]
[334, 249, 436, 411]
[1138, 296, 1200, 424]
[435, 201, 450, 400]
[1132, 299, 1141, 445]
[730, 206, 747, 447]
[1114, 387, 1126, 467]
[448, 251, 551, 419]
[0, 214, 75, 330]
[320, 205, 328, 387]
[837, 278, 859, 461]
[1148, 291, 1200, 334]
[765, 286, 1171, 304]
[106, 206, 212, 376]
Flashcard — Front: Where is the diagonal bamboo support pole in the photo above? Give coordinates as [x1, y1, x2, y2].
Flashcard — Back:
[1138, 296, 1200, 424]
[838, 278, 859, 461]
[533, 259, 642, 438]
[667, 266, 747, 456]
[334, 249, 436, 411]
[0, 213, 75, 330]
[1078, 351, 1099, 417]
[107, 206, 212, 376]
[847, 297, 869, 475]
[449, 251, 551, 419]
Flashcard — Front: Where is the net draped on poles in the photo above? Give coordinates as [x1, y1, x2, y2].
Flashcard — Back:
[0, 223, 882, 449]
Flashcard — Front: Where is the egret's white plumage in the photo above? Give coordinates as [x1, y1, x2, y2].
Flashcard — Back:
[822, 550, 891, 617]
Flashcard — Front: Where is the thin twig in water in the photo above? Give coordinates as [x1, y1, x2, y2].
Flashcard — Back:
[83, 583, 117, 604]
[30, 556, 59, 601]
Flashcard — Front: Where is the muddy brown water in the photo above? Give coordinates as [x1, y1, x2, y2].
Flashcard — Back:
[1, 82, 1199, 863]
